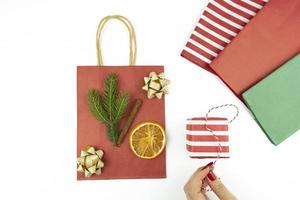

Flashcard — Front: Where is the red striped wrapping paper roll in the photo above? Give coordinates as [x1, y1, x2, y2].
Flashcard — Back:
[181, 0, 268, 74]
[186, 117, 229, 158]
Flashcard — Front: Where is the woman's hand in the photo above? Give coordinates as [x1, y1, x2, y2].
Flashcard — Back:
[184, 162, 213, 200]
[184, 163, 237, 200]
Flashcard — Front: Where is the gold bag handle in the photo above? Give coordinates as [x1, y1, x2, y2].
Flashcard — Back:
[96, 15, 137, 66]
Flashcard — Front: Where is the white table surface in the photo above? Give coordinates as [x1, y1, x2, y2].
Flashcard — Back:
[0, 0, 299, 199]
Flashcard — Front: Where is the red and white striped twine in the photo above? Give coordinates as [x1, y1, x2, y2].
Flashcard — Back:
[201, 104, 239, 193]
[204, 104, 239, 164]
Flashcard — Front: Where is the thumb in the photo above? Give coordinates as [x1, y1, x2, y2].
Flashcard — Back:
[207, 171, 237, 200]
[192, 162, 214, 180]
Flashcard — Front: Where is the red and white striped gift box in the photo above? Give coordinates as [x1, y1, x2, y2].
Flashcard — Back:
[181, 0, 268, 73]
[186, 117, 229, 158]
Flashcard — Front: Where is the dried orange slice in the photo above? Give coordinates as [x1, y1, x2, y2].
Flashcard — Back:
[129, 122, 166, 159]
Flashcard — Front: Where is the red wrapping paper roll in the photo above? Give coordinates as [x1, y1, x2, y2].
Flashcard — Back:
[210, 0, 300, 97]
[181, 0, 268, 73]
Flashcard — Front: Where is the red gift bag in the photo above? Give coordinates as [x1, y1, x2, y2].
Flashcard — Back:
[77, 16, 166, 180]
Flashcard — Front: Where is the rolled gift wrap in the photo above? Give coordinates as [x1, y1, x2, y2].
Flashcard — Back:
[186, 117, 229, 158]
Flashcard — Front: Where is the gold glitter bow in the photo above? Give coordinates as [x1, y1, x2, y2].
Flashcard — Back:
[77, 146, 104, 177]
[142, 72, 170, 99]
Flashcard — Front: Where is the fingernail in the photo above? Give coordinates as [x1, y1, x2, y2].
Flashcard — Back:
[203, 162, 214, 170]
[207, 171, 217, 181]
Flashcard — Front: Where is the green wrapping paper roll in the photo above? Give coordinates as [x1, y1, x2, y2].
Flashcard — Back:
[243, 54, 300, 145]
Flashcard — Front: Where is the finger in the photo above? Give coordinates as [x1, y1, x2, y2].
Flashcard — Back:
[207, 171, 237, 200]
[201, 179, 210, 195]
[202, 179, 208, 188]
[191, 162, 214, 181]
[203, 192, 209, 200]
[184, 162, 214, 195]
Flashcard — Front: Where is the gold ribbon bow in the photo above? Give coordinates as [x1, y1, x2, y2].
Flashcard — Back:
[142, 72, 170, 99]
[77, 146, 104, 177]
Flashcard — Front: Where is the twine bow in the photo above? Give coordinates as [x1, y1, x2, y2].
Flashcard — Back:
[77, 146, 104, 177]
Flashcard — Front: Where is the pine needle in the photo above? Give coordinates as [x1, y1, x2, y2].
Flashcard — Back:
[88, 89, 109, 124]
[114, 92, 130, 123]
[87, 73, 130, 146]
[103, 73, 117, 121]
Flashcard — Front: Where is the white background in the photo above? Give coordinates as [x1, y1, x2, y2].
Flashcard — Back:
[0, 0, 299, 199]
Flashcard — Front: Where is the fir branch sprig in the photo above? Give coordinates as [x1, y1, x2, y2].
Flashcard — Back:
[88, 89, 109, 124]
[114, 93, 130, 122]
[88, 73, 130, 146]
[103, 73, 117, 121]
